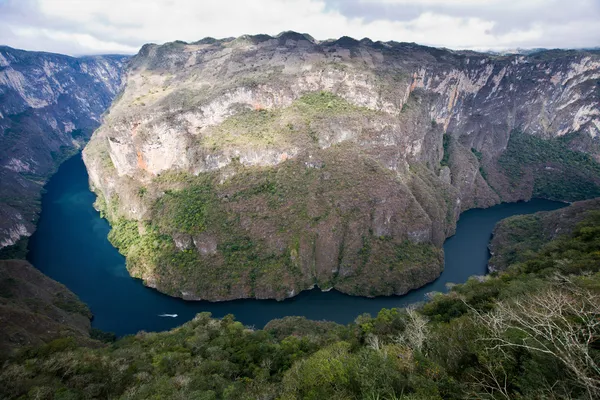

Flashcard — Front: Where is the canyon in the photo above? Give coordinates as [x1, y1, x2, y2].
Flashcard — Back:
[0, 38, 598, 399]
[0, 46, 127, 255]
[82, 33, 600, 300]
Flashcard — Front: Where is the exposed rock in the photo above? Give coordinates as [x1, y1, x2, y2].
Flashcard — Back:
[0, 46, 127, 253]
[193, 233, 218, 255]
[83, 33, 600, 301]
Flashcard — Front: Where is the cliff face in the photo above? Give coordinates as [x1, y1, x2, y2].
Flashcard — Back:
[0, 46, 127, 254]
[83, 33, 600, 301]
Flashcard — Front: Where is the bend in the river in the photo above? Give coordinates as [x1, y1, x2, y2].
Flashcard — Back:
[27, 154, 566, 336]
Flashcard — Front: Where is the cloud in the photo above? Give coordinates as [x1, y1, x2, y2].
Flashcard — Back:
[0, 0, 598, 55]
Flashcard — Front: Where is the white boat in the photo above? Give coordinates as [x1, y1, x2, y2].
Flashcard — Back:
[158, 313, 178, 318]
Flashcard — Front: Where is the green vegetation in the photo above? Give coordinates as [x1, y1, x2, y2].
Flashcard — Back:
[499, 131, 600, 200]
[470, 147, 482, 161]
[104, 172, 301, 299]
[393, 240, 438, 264]
[0, 260, 96, 359]
[153, 182, 216, 235]
[202, 108, 281, 149]
[101, 142, 449, 300]
[337, 237, 443, 297]
[2, 205, 599, 399]
[295, 91, 361, 114]
[489, 200, 600, 273]
[52, 292, 92, 318]
[471, 147, 487, 180]
[89, 328, 117, 343]
[440, 134, 451, 167]
[0, 277, 17, 298]
[488, 213, 546, 269]
[200, 91, 377, 151]
[49, 146, 81, 175]
[107, 219, 145, 255]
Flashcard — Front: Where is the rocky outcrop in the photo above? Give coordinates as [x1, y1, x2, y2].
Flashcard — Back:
[0, 260, 96, 357]
[0, 46, 127, 254]
[83, 33, 600, 301]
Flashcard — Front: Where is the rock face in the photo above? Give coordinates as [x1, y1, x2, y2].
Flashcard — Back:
[0, 46, 127, 254]
[83, 33, 600, 301]
[0, 260, 95, 357]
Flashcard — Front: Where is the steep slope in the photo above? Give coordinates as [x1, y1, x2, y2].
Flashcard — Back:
[489, 197, 600, 272]
[83, 33, 600, 301]
[0, 260, 96, 358]
[0, 46, 127, 255]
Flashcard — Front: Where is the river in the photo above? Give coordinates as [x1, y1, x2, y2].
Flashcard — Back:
[27, 154, 566, 336]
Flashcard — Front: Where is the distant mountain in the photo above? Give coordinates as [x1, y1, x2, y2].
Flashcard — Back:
[488, 47, 600, 56]
[0, 46, 128, 255]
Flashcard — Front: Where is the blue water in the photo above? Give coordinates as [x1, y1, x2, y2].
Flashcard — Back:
[27, 154, 566, 336]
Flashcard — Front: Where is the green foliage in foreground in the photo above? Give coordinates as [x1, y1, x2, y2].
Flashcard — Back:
[499, 131, 600, 200]
[2, 209, 600, 399]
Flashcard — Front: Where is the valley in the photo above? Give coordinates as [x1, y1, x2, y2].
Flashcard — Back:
[0, 46, 127, 256]
[25, 153, 565, 335]
[83, 33, 600, 300]
[0, 32, 599, 400]
[3, 196, 599, 399]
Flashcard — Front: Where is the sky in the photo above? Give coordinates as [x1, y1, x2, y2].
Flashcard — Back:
[0, 0, 599, 55]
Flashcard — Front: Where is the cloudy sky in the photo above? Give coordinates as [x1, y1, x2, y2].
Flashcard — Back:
[0, 0, 599, 55]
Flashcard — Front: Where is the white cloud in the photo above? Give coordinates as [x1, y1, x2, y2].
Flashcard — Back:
[360, 0, 497, 4]
[0, 0, 598, 55]
[11, 26, 139, 54]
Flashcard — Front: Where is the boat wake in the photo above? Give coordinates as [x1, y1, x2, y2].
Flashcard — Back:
[158, 313, 178, 318]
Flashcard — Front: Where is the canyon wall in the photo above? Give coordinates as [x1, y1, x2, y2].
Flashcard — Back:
[0, 46, 127, 254]
[83, 33, 600, 300]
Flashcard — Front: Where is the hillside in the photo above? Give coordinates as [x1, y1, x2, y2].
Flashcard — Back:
[0, 260, 96, 358]
[489, 198, 600, 271]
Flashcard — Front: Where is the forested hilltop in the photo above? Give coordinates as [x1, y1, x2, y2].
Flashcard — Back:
[2, 199, 598, 399]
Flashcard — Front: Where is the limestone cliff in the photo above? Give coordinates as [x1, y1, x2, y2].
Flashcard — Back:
[83, 33, 600, 301]
[0, 46, 127, 255]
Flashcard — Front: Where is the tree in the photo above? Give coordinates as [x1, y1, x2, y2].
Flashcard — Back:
[472, 283, 600, 399]
[394, 307, 429, 353]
